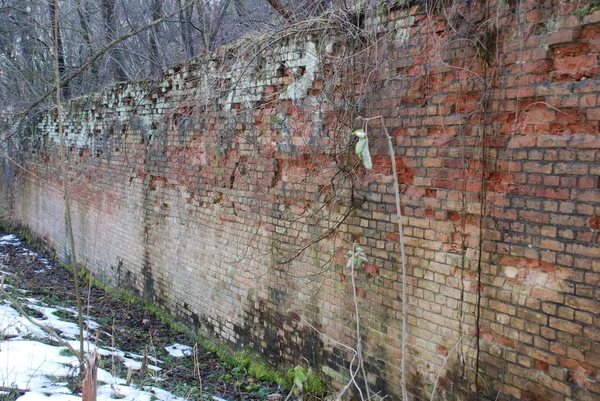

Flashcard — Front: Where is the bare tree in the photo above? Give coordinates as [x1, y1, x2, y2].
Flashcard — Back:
[195, 0, 233, 51]
[0, 0, 288, 112]
[0, 1, 54, 106]
[49, 0, 69, 98]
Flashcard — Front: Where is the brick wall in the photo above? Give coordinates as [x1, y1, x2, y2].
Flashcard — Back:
[1, 0, 599, 400]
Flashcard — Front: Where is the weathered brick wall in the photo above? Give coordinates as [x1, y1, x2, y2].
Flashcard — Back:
[1, 0, 599, 400]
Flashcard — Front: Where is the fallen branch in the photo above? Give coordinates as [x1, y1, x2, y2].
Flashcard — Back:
[0, 386, 26, 395]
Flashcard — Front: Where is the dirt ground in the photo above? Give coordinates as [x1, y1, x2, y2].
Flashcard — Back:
[0, 229, 285, 401]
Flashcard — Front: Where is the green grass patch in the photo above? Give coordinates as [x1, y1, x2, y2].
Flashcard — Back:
[59, 348, 74, 357]
[197, 337, 285, 386]
[52, 309, 77, 323]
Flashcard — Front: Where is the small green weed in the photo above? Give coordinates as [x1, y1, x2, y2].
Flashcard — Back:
[21, 305, 45, 319]
[53, 309, 77, 323]
[196, 338, 285, 385]
[0, 385, 21, 401]
[59, 348, 74, 357]
[285, 365, 327, 399]
[168, 382, 202, 399]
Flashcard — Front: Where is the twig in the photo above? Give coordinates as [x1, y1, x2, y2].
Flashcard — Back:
[283, 383, 297, 401]
[141, 346, 149, 377]
[193, 343, 203, 396]
[300, 311, 363, 400]
[111, 319, 116, 378]
[0, 151, 62, 192]
[53, 1, 84, 376]
[349, 242, 371, 401]
[382, 121, 409, 401]
[430, 335, 464, 401]
[82, 350, 98, 401]
[357, 115, 409, 400]
[275, 199, 364, 266]
[0, 386, 26, 395]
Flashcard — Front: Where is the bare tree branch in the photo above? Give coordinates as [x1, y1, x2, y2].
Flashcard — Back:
[1, 4, 187, 148]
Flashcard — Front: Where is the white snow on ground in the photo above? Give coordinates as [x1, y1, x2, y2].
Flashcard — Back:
[13, 392, 81, 401]
[0, 300, 48, 339]
[0, 340, 76, 389]
[164, 344, 192, 358]
[0, 300, 187, 401]
[122, 351, 162, 365]
[0, 234, 20, 245]
[0, 235, 191, 401]
[121, 355, 162, 372]
[34, 258, 51, 273]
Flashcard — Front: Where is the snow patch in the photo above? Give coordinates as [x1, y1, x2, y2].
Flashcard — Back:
[0, 233, 193, 401]
[0, 234, 19, 245]
[164, 344, 193, 358]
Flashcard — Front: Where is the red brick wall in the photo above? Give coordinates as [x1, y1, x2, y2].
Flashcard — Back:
[1, 1, 599, 400]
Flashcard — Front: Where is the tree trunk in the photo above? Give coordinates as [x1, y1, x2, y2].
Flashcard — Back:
[264, 0, 295, 23]
[101, 0, 128, 82]
[196, 0, 232, 52]
[76, 0, 98, 85]
[82, 351, 98, 401]
[149, 0, 163, 76]
[179, 0, 195, 59]
[49, 0, 69, 99]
